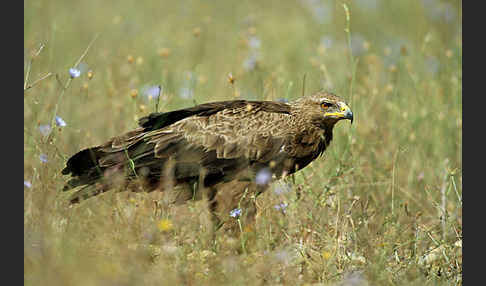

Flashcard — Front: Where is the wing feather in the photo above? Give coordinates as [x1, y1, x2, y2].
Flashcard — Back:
[63, 99, 299, 193]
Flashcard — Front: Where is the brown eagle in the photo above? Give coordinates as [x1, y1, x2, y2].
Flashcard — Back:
[62, 91, 353, 226]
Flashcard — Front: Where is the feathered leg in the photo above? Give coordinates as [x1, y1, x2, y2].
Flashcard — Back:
[207, 180, 266, 234]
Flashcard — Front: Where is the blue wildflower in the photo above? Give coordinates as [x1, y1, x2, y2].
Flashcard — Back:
[39, 154, 48, 163]
[69, 62, 89, 78]
[179, 87, 194, 99]
[55, 116, 67, 127]
[350, 34, 367, 57]
[300, 0, 332, 25]
[320, 36, 334, 49]
[248, 36, 261, 49]
[141, 85, 162, 101]
[382, 37, 410, 67]
[243, 52, 260, 71]
[24, 181, 32, 188]
[274, 250, 292, 264]
[274, 202, 288, 212]
[230, 208, 242, 218]
[355, 0, 380, 12]
[69, 68, 81, 78]
[178, 71, 197, 99]
[39, 125, 51, 137]
[425, 56, 440, 76]
[423, 1, 456, 24]
[255, 168, 272, 185]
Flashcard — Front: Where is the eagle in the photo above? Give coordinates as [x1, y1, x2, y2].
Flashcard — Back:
[62, 91, 353, 227]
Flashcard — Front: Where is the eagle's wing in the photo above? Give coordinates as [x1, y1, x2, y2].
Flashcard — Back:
[140, 100, 297, 186]
[62, 100, 297, 191]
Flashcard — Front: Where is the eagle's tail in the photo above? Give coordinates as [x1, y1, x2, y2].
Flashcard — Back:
[62, 147, 105, 191]
[62, 146, 125, 203]
[67, 183, 105, 204]
[61, 139, 158, 203]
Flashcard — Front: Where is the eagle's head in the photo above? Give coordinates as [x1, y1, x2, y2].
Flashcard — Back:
[292, 91, 354, 130]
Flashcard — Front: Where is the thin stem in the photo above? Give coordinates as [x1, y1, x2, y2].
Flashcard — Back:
[50, 76, 72, 129]
[73, 34, 100, 69]
[155, 85, 162, 113]
[342, 3, 358, 111]
[124, 149, 138, 178]
[237, 187, 250, 254]
[286, 81, 293, 99]
[24, 60, 32, 91]
[24, 72, 53, 92]
[301, 73, 306, 97]
[24, 43, 46, 91]
[391, 149, 399, 216]
[50, 34, 100, 128]
[451, 174, 462, 206]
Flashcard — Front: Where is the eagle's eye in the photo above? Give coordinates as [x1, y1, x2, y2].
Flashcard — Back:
[320, 102, 332, 110]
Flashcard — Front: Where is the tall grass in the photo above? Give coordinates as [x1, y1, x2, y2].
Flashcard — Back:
[24, 0, 462, 285]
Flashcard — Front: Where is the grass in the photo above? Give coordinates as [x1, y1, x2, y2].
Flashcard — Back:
[24, 0, 462, 285]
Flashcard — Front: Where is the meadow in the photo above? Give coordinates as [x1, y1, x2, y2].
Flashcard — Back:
[24, 0, 462, 285]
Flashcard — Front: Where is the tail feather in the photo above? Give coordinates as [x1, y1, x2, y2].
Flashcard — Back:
[62, 147, 104, 176]
[63, 176, 100, 191]
[62, 147, 106, 194]
[61, 143, 155, 197]
[68, 184, 105, 204]
[62, 127, 205, 204]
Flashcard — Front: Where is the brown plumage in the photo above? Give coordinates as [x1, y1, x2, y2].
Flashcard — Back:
[62, 91, 353, 227]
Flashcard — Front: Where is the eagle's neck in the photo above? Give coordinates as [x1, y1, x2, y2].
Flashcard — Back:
[310, 126, 332, 161]
[321, 125, 334, 153]
[283, 126, 333, 175]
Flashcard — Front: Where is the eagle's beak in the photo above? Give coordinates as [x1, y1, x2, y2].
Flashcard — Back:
[325, 102, 353, 124]
[341, 104, 354, 124]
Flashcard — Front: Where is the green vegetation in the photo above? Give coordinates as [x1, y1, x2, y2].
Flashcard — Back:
[24, 0, 462, 285]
